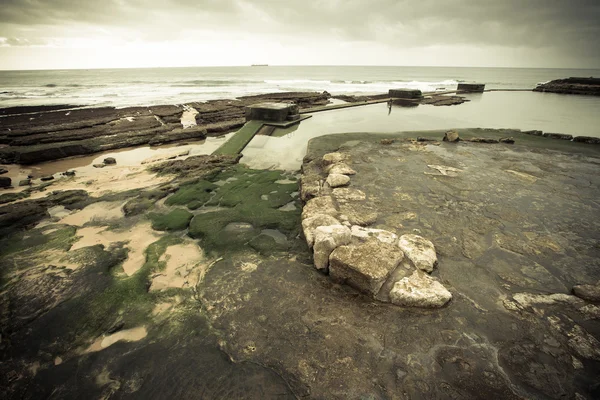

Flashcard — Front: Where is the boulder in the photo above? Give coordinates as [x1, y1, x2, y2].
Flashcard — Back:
[332, 187, 366, 203]
[62, 170, 76, 176]
[523, 130, 543, 136]
[301, 196, 338, 220]
[499, 137, 515, 144]
[103, 157, 117, 165]
[299, 174, 322, 201]
[573, 282, 600, 302]
[40, 175, 54, 181]
[380, 139, 395, 145]
[302, 214, 341, 248]
[398, 234, 437, 273]
[339, 203, 378, 226]
[322, 152, 347, 166]
[350, 226, 397, 244]
[329, 239, 404, 296]
[326, 173, 350, 188]
[0, 176, 11, 188]
[389, 271, 452, 308]
[468, 138, 499, 144]
[312, 225, 352, 271]
[19, 179, 31, 186]
[93, 164, 105, 168]
[443, 130, 460, 142]
[0, 168, 7, 175]
[325, 163, 356, 175]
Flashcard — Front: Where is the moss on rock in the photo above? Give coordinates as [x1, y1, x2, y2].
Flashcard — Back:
[165, 180, 217, 209]
[149, 208, 194, 231]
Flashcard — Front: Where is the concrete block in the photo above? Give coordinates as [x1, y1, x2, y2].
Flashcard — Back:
[245, 102, 299, 122]
[389, 89, 422, 99]
[457, 83, 485, 92]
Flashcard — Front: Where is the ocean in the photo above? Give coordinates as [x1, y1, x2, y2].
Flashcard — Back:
[1, 65, 600, 108]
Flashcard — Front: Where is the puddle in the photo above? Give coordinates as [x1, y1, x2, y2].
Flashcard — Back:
[84, 326, 148, 353]
[150, 242, 206, 291]
[181, 106, 199, 129]
[261, 229, 288, 244]
[59, 201, 125, 226]
[70, 222, 163, 276]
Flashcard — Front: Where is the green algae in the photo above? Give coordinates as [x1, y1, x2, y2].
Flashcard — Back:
[187, 166, 301, 253]
[149, 208, 193, 231]
[0, 191, 30, 204]
[165, 180, 217, 209]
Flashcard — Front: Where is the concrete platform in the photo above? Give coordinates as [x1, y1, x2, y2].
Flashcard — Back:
[245, 102, 299, 122]
[457, 83, 486, 92]
[389, 89, 422, 99]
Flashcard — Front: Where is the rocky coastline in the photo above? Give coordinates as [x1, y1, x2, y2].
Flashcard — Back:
[1, 85, 600, 399]
[533, 77, 600, 96]
[0, 92, 331, 165]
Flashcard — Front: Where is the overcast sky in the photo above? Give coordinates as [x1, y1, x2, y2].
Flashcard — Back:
[0, 0, 599, 70]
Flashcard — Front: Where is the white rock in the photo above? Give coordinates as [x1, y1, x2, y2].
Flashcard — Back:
[325, 163, 357, 175]
[326, 173, 350, 188]
[351, 226, 397, 244]
[302, 214, 341, 248]
[398, 234, 437, 273]
[322, 152, 347, 166]
[389, 271, 452, 308]
[313, 225, 352, 271]
[332, 187, 366, 202]
[329, 240, 404, 296]
[301, 196, 338, 220]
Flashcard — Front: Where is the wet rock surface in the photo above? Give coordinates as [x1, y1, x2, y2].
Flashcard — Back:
[2, 131, 600, 399]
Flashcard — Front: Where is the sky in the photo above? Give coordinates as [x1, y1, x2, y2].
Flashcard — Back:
[0, 0, 599, 70]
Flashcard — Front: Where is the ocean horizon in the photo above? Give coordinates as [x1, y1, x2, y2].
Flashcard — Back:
[2, 65, 600, 109]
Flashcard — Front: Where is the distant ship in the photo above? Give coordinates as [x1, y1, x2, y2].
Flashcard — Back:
[251, 64, 269, 67]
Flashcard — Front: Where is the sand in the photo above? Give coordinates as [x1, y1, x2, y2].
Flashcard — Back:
[149, 242, 206, 291]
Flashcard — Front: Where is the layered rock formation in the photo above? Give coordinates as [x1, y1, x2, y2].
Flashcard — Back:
[0, 92, 331, 164]
[533, 77, 600, 96]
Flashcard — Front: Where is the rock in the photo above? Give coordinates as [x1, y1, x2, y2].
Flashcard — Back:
[339, 203, 378, 226]
[62, 170, 76, 176]
[123, 197, 154, 217]
[573, 136, 600, 144]
[326, 173, 350, 188]
[499, 137, 515, 144]
[312, 225, 352, 271]
[302, 214, 341, 248]
[397, 234, 437, 273]
[416, 137, 436, 142]
[40, 175, 54, 181]
[389, 271, 452, 308]
[332, 187, 366, 203]
[103, 157, 117, 165]
[19, 179, 31, 186]
[380, 139, 395, 145]
[573, 282, 600, 302]
[301, 196, 338, 220]
[543, 133, 573, 140]
[93, 164, 105, 168]
[0, 176, 11, 188]
[299, 177, 322, 201]
[329, 239, 404, 296]
[325, 163, 356, 175]
[0, 168, 7, 175]
[322, 152, 347, 166]
[443, 130, 460, 142]
[523, 130, 543, 136]
[350, 226, 397, 244]
[468, 137, 499, 144]
[457, 83, 485, 92]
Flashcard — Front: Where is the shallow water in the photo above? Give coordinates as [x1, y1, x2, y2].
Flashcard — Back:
[241, 91, 600, 170]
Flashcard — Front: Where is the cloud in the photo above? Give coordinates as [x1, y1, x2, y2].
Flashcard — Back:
[0, 0, 598, 67]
